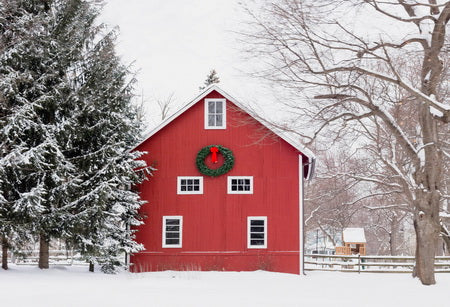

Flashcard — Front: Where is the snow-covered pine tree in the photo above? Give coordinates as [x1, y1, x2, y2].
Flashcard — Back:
[65, 30, 150, 273]
[199, 69, 220, 90]
[0, 0, 80, 269]
[0, 0, 150, 271]
[0, 0, 35, 270]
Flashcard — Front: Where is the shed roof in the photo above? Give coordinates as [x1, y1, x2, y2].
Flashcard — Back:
[343, 228, 366, 243]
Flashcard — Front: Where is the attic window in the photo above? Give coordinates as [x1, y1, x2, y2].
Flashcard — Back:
[205, 98, 226, 129]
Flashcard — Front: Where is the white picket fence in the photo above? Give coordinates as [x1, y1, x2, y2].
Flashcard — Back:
[305, 254, 450, 273]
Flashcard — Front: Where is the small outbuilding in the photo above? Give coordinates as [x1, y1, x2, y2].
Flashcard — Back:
[335, 228, 366, 255]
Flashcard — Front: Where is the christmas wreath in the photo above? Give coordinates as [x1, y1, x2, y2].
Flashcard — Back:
[196, 145, 234, 177]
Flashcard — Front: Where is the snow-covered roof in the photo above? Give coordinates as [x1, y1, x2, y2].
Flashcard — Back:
[343, 228, 366, 243]
[134, 84, 315, 161]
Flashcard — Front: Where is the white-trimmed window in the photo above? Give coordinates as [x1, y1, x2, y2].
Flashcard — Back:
[228, 176, 253, 194]
[177, 176, 203, 194]
[205, 98, 226, 129]
[248, 217, 267, 248]
[162, 216, 182, 248]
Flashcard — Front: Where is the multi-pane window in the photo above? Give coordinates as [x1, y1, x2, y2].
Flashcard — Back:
[248, 217, 267, 248]
[228, 176, 253, 194]
[205, 99, 226, 129]
[162, 216, 182, 248]
[177, 176, 203, 194]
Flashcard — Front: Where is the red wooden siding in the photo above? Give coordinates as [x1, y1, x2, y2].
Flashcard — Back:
[131, 90, 305, 274]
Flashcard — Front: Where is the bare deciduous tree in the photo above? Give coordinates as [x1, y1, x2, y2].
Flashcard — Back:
[136, 90, 148, 124]
[156, 92, 176, 121]
[365, 200, 411, 255]
[241, 0, 449, 284]
[305, 151, 363, 247]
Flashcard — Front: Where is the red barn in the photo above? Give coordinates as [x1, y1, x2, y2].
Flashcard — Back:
[131, 85, 315, 274]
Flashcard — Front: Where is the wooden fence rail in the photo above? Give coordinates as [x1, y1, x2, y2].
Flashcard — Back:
[9, 250, 86, 266]
[305, 254, 450, 273]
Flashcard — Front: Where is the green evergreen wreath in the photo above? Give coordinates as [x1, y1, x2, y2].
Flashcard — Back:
[196, 145, 234, 177]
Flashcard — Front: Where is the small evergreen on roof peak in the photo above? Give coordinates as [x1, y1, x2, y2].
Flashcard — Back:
[200, 69, 220, 90]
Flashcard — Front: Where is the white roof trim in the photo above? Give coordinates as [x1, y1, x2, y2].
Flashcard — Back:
[134, 84, 315, 160]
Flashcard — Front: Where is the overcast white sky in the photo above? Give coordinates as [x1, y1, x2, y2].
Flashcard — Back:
[101, 0, 260, 126]
[99, 0, 426, 133]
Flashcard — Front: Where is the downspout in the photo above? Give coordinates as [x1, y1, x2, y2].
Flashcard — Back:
[300, 156, 315, 275]
[299, 155, 305, 275]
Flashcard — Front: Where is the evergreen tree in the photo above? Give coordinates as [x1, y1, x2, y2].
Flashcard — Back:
[0, 0, 78, 269]
[199, 69, 220, 90]
[66, 32, 149, 273]
[0, 0, 150, 272]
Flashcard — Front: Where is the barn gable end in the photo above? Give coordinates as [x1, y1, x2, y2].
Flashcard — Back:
[131, 85, 314, 274]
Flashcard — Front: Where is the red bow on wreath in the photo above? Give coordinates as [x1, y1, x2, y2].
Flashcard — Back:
[210, 146, 219, 163]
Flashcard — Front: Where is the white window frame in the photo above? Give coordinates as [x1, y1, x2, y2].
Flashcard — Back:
[162, 216, 183, 248]
[204, 98, 226, 129]
[177, 176, 203, 195]
[247, 216, 267, 249]
[227, 176, 254, 194]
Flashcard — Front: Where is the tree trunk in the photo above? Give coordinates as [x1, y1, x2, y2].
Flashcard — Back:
[38, 233, 49, 269]
[441, 224, 450, 256]
[89, 261, 94, 272]
[388, 232, 395, 256]
[412, 193, 440, 285]
[389, 218, 399, 256]
[1, 236, 8, 270]
[414, 13, 445, 284]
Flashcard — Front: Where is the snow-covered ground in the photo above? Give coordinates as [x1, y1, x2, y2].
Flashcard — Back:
[1, 265, 449, 307]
